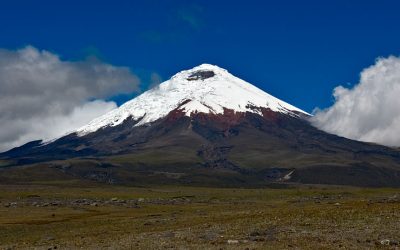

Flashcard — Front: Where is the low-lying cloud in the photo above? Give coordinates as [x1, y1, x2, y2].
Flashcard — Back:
[0, 46, 139, 152]
[312, 56, 400, 147]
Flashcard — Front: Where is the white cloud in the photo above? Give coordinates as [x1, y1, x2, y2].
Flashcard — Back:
[3, 100, 117, 151]
[0, 46, 140, 152]
[148, 72, 163, 89]
[312, 55, 400, 147]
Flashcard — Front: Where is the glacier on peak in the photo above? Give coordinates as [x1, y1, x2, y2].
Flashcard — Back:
[76, 64, 309, 136]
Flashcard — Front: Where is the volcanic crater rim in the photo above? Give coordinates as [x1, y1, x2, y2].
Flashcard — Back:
[187, 70, 216, 81]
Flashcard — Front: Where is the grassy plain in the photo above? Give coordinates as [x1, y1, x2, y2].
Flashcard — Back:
[0, 182, 399, 249]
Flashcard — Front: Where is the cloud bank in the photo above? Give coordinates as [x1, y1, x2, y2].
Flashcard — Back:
[312, 56, 400, 147]
[0, 46, 139, 152]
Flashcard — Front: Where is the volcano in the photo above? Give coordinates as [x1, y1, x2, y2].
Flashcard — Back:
[2, 64, 400, 187]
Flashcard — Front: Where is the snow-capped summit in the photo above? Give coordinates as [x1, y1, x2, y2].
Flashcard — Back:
[77, 64, 308, 135]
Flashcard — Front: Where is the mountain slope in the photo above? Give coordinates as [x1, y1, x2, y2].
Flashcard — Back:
[1, 64, 400, 187]
[77, 64, 308, 135]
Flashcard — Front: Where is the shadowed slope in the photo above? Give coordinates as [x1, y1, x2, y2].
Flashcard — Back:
[2, 106, 400, 187]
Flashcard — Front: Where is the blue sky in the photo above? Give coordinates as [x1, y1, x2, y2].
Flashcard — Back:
[1, 0, 400, 113]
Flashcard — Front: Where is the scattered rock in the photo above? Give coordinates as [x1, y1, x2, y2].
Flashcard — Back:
[43, 235, 55, 241]
[380, 239, 399, 246]
[50, 202, 60, 206]
[4, 202, 18, 208]
[248, 228, 277, 242]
